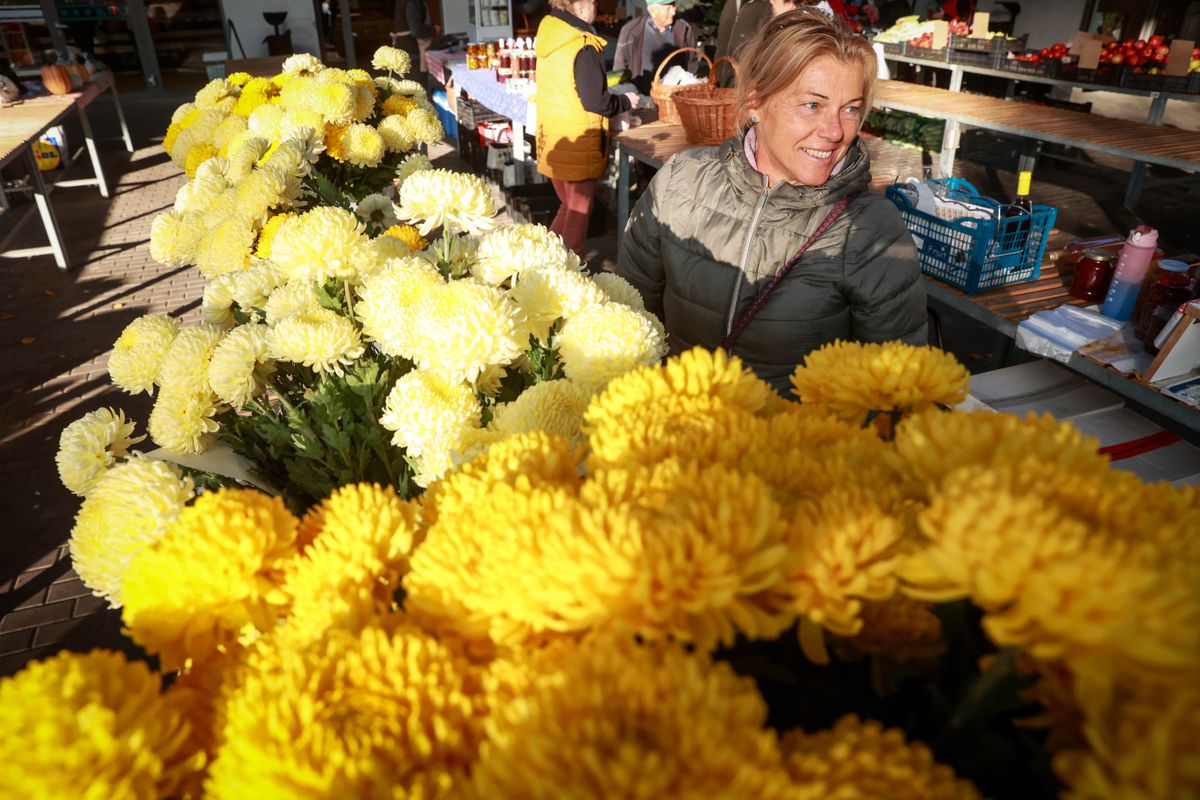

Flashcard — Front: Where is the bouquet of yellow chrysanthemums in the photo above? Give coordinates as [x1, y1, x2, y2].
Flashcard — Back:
[73, 47, 667, 509]
[30, 342, 1200, 799]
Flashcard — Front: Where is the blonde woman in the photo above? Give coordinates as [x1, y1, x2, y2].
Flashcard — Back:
[617, 8, 926, 394]
[535, 0, 639, 255]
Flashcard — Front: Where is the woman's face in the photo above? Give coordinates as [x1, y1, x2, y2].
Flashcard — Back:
[751, 55, 865, 187]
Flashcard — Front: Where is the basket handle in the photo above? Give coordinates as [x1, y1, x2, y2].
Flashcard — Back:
[709, 55, 739, 86]
[652, 46, 714, 85]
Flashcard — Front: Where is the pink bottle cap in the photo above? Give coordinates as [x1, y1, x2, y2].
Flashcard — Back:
[1129, 225, 1158, 249]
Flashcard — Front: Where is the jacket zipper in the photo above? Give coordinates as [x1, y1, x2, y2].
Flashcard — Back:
[725, 173, 775, 337]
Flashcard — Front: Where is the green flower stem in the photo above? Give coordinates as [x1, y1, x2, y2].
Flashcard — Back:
[263, 376, 321, 446]
[342, 280, 357, 325]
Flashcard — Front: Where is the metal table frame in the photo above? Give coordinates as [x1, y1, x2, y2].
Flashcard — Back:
[880, 52, 1195, 207]
[0, 73, 132, 270]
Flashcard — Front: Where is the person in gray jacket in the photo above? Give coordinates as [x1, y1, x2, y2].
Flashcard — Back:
[617, 8, 926, 394]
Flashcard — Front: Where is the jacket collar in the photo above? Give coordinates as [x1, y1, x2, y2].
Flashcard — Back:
[719, 129, 871, 208]
[550, 8, 597, 34]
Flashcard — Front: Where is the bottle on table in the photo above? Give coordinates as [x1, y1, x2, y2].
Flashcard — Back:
[1001, 169, 1034, 250]
[1135, 259, 1193, 352]
[1101, 225, 1159, 321]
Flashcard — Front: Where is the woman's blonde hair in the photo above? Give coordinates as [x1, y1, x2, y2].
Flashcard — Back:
[549, 0, 588, 11]
[734, 8, 877, 129]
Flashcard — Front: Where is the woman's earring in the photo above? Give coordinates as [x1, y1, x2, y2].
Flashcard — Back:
[749, 113, 759, 123]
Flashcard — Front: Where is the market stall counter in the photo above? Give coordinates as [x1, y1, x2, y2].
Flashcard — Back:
[443, 59, 536, 185]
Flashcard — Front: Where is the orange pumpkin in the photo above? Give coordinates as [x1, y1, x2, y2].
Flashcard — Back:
[41, 64, 73, 95]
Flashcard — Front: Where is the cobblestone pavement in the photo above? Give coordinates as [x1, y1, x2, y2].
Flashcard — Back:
[1, 87, 1195, 676]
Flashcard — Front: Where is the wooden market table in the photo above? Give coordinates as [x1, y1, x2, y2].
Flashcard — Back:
[613, 121, 1200, 435]
[0, 71, 133, 270]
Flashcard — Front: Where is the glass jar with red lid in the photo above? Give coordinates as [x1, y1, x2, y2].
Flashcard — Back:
[1069, 248, 1116, 303]
[1135, 259, 1193, 352]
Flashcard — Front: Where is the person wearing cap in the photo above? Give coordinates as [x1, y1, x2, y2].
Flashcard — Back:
[614, 0, 701, 94]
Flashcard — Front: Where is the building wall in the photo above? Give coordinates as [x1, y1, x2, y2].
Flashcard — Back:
[222, 0, 321, 59]
[441, 0, 470, 35]
[976, 0, 1088, 50]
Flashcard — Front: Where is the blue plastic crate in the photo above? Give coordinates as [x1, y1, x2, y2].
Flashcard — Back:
[886, 178, 1057, 294]
[431, 89, 458, 141]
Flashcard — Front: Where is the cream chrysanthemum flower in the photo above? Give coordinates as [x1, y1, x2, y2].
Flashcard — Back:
[474, 224, 579, 285]
[489, 379, 591, 439]
[0, 650, 206, 799]
[510, 267, 606, 341]
[158, 323, 226, 395]
[263, 279, 323, 324]
[68, 455, 194, 607]
[354, 192, 399, 229]
[406, 107, 444, 144]
[394, 152, 432, 186]
[473, 635, 793, 799]
[206, 623, 486, 799]
[123, 488, 301, 670]
[269, 206, 368, 283]
[171, 102, 197, 126]
[378, 113, 415, 153]
[209, 323, 273, 407]
[281, 483, 420, 647]
[173, 168, 227, 214]
[108, 313, 180, 394]
[267, 306, 364, 375]
[281, 52, 323, 74]
[355, 256, 443, 357]
[150, 209, 205, 267]
[340, 122, 385, 167]
[380, 369, 481, 457]
[408, 280, 524, 384]
[557, 302, 667, 391]
[212, 112, 248, 153]
[148, 389, 220, 454]
[781, 715, 983, 800]
[591, 271, 646, 310]
[372, 45, 413, 74]
[195, 77, 233, 107]
[202, 276, 236, 327]
[396, 168, 495, 236]
[196, 215, 256, 278]
[247, 102, 284, 139]
[56, 407, 144, 497]
[790, 341, 970, 424]
[232, 258, 283, 308]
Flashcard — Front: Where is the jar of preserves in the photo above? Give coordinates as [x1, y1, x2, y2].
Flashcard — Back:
[1135, 259, 1193, 352]
[1069, 248, 1116, 303]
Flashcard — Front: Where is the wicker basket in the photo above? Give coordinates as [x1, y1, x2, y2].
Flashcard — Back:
[650, 47, 712, 126]
[673, 56, 739, 146]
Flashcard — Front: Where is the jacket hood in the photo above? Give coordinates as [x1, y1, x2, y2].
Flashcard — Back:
[717, 131, 871, 209]
[537, 10, 606, 59]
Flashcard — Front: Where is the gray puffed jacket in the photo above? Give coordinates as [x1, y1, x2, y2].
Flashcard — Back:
[616, 133, 927, 394]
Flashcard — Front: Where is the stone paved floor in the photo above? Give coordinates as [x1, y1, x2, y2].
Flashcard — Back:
[1, 84, 1197, 677]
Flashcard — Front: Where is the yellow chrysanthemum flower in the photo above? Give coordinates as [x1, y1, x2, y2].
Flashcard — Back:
[56, 407, 144, 497]
[123, 488, 300, 670]
[158, 323, 226, 396]
[196, 215, 256, 278]
[474, 223, 578, 285]
[407, 280, 525, 384]
[147, 388, 220, 454]
[208, 323, 273, 407]
[201, 275, 236, 328]
[267, 306, 365, 375]
[379, 369, 481, 457]
[207, 622, 486, 799]
[108, 313, 180, 394]
[510, 266, 606, 341]
[184, 143, 218, 178]
[171, 101, 196, 126]
[224, 134, 271, 182]
[232, 85, 270, 117]
[781, 715, 983, 800]
[383, 222, 428, 251]
[211, 111, 248, 153]
[195, 77, 233, 108]
[163, 121, 182, 154]
[789, 341, 970, 424]
[226, 71, 252, 86]
[590, 271, 646, 310]
[311, 80, 356, 124]
[0, 650, 206, 799]
[281, 483, 420, 648]
[472, 635, 793, 799]
[322, 121, 349, 160]
[269, 205, 368, 283]
[378, 113, 415, 153]
[68, 455, 194, 607]
[382, 93, 418, 118]
[338, 122, 384, 167]
[355, 256, 443, 358]
[489, 379, 591, 439]
[372, 45, 413, 75]
[149, 208, 205, 268]
[263, 279, 322, 324]
[254, 211, 293, 259]
[396, 168, 495, 236]
[406, 107, 444, 144]
[556, 302, 668, 391]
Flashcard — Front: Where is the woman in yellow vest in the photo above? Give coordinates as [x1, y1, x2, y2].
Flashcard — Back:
[535, 0, 639, 256]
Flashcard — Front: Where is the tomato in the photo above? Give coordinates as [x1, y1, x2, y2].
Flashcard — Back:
[1134, 39, 1146, 49]
[1110, 53, 1124, 64]
[1193, 47, 1200, 59]
[1148, 34, 1163, 48]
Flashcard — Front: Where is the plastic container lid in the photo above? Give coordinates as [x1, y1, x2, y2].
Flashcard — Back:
[1081, 248, 1115, 262]
[1158, 259, 1191, 273]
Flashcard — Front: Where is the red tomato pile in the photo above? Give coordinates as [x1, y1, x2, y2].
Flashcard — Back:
[1098, 34, 1199, 74]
